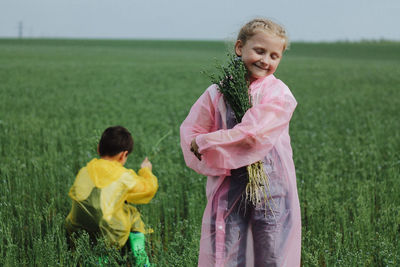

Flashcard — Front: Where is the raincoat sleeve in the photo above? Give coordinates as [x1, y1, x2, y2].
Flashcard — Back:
[180, 86, 230, 177]
[196, 84, 297, 170]
[125, 168, 158, 204]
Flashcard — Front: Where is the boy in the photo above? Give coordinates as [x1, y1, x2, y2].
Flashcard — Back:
[65, 126, 158, 265]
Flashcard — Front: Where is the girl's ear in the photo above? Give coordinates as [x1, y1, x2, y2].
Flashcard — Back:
[235, 40, 243, 57]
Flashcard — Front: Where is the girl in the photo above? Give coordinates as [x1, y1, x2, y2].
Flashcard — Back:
[180, 18, 301, 266]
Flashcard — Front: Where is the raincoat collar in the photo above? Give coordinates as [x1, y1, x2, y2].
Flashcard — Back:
[87, 158, 127, 188]
[249, 74, 276, 94]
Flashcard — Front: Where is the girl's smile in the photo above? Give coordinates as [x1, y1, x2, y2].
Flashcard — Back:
[235, 31, 285, 82]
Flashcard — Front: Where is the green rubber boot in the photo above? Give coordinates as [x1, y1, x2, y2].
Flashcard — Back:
[97, 256, 109, 266]
[129, 232, 150, 267]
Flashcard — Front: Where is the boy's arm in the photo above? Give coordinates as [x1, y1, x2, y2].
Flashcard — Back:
[126, 168, 158, 204]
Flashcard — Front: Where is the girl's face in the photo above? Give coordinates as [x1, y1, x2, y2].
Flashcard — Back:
[235, 31, 285, 82]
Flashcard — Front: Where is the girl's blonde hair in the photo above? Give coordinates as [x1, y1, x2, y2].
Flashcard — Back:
[237, 18, 289, 51]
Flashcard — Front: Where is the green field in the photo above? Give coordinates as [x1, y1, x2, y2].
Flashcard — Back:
[0, 39, 399, 266]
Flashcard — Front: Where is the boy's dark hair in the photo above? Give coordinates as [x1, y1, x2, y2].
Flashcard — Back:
[98, 126, 134, 157]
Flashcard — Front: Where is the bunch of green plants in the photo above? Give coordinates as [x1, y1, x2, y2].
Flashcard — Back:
[210, 54, 274, 213]
[209, 54, 251, 122]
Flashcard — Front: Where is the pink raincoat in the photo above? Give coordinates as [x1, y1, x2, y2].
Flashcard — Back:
[180, 74, 301, 266]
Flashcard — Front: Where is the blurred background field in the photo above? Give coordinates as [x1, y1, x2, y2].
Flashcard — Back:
[0, 39, 399, 266]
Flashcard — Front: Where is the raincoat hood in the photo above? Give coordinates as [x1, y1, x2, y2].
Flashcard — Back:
[87, 158, 126, 188]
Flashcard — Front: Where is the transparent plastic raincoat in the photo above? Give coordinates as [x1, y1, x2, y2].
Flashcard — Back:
[180, 74, 301, 266]
[65, 158, 158, 248]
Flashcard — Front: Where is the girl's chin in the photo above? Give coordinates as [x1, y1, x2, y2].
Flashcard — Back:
[250, 73, 269, 81]
[251, 69, 270, 78]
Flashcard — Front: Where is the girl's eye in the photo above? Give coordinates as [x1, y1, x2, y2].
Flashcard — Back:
[255, 49, 264, 55]
[271, 54, 279, 60]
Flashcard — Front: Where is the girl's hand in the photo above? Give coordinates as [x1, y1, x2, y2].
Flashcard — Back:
[141, 157, 152, 171]
[190, 138, 202, 161]
[239, 135, 256, 149]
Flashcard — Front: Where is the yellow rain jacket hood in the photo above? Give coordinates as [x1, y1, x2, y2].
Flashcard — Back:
[65, 158, 158, 248]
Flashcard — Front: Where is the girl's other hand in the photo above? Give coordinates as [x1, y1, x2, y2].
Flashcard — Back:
[141, 157, 152, 171]
[190, 138, 202, 161]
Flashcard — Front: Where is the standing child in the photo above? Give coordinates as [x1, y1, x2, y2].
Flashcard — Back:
[65, 126, 158, 266]
[180, 18, 301, 266]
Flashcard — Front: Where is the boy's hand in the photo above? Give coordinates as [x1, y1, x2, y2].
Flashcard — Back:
[141, 157, 152, 171]
[190, 138, 202, 161]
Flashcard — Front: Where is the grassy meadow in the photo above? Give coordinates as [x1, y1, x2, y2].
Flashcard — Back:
[0, 38, 399, 266]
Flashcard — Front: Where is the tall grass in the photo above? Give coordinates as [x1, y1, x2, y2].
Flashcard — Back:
[0, 39, 399, 266]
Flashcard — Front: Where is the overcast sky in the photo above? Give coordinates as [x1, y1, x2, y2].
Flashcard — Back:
[1, 0, 399, 42]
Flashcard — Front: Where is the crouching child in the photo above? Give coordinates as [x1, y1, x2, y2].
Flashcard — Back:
[65, 126, 158, 266]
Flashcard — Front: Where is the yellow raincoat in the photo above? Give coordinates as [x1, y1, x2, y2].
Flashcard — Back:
[65, 158, 158, 248]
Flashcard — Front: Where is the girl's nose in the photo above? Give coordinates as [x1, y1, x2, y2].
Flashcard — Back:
[261, 56, 269, 66]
